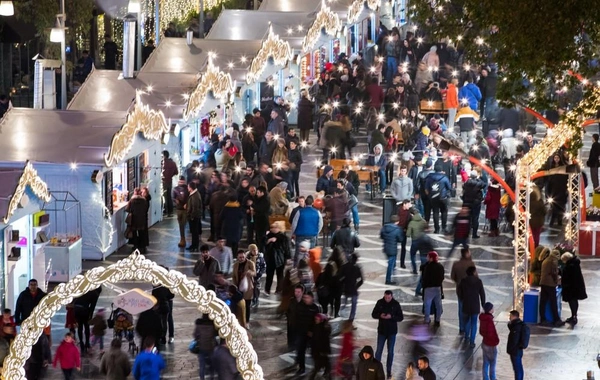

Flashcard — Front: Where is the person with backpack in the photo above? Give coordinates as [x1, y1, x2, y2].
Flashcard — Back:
[425, 161, 452, 234]
[415, 159, 434, 223]
[507, 310, 529, 380]
[379, 215, 404, 285]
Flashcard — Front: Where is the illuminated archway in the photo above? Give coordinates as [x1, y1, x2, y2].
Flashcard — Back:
[1, 251, 263, 380]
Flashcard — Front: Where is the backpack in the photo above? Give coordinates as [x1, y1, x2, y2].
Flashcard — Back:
[428, 178, 444, 199]
[520, 322, 530, 349]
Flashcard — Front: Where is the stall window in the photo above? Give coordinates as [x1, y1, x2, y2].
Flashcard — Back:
[111, 162, 128, 209]
[349, 25, 357, 54]
[331, 39, 341, 61]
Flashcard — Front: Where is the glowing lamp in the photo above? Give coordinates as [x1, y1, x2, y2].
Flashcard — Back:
[0, 1, 14, 16]
[49, 18, 64, 43]
[128, 0, 141, 13]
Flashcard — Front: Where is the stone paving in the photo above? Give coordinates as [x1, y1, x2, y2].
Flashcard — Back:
[34, 128, 600, 380]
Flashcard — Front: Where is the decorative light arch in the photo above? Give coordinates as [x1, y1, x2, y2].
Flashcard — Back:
[246, 26, 292, 85]
[104, 91, 170, 167]
[2, 161, 51, 224]
[302, 0, 342, 53]
[1, 251, 263, 380]
[513, 87, 600, 312]
[347, 0, 381, 24]
[183, 58, 234, 121]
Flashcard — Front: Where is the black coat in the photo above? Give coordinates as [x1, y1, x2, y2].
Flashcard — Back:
[136, 309, 162, 342]
[126, 196, 148, 231]
[587, 141, 600, 168]
[264, 231, 290, 268]
[457, 275, 486, 315]
[422, 261, 445, 289]
[253, 195, 271, 229]
[220, 202, 244, 242]
[330, 226, 360, 254]
[151, 286, 174, 315]
[506, 318, 526, 355]
[371, 298, 404, 336]
[462, 178, 486, 205]
[356, 346, 385, 380]
[311, 321, 331, 355]
[14, 288, 47, 325]
[341, 262, 363, 296]
[74, 287, 102, 320]
[296, 301, 320, 333]
[561, 257, 587, 302]
[297, 97, 314, 131]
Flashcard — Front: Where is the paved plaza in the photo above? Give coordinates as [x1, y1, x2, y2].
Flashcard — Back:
[38, 130, 600, 380]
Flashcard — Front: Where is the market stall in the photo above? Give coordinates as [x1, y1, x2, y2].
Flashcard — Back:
[0, 163, 51, 309]
[0, 107, 164, 261]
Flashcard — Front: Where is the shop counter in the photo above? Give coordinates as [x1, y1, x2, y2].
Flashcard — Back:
[45, 238, 82, 283]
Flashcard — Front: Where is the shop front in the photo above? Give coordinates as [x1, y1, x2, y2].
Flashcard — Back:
[0, 163, 52, 309]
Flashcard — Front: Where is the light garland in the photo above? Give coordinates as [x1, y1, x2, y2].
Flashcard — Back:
[1, 250, 263, 380]
[302, 0, 342, 53]
[2, 161, 51, 224]
[347, 0, 380, 24]
[159, 0, 223, 36]
[104, 91, 170, 167]
[183, 58, 234, 121]
[246, 26, 292, 85]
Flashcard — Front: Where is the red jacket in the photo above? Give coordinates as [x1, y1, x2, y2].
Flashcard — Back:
[484, 185, 501, 219]
[397, 208, 411, 230]
[366, 84, 384, 110]
[53, 340, 81, 369]
[479, 312, 499, 347]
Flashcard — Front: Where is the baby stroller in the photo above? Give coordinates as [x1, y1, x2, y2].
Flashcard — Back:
[108, 304, 138, 355]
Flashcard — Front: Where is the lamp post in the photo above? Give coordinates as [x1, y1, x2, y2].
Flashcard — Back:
[49, 0, 66, 110]
[128, 0, 143, 70]
[199, 0, 204, 38]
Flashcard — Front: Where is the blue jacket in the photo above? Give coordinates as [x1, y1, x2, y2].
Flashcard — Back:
[379, 223, 403, 257]
[425, 172, 452, 200]
[316, 175, 335, 194]
[458, 83, 482, 111]
[132, 351, 165, 380]
[292, 206, 323, 237]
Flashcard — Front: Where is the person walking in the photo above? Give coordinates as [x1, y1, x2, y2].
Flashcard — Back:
[450, 248, 475, 335]
[172, 176, 189, 248]
[232, 250, 256, 323]
[186, 182, 202, 252]
[295, 291, 320, 376]
[396, 200, 413, 269]
[461, 170, 486, 238]
[193, 245, 221, 288]
[73, 287, 102, 355]
[587, 133, 600, 192]
[479, 302, 499, 380]
[151, 284, 174, 345]
[425, 161, 452, 234]
[264, 223, 291, 295]
[457, 266, 486, 347]
[421, 251, 444, 326]
[380, 215, 403, 285]
[507, 310, 530, 380]
[100, 338, 132, 380]
[417, 356, 436, 380]
[356, 345, 385, 380]
[371, 290, 404, 380]
[406, 210, 428, 274]
[162, 150, 179, 217]
[286, 285, 305, 349]
[292, 196, 323, 263]
[220, 195, 244, 254]
[560, 252, 587, 326]
[209, 238, 233, 277]
[330, 218, 360, 258]
[53, 333, 80, 380]
[193, 315, 218, 380]
[341, 253, 364, 321]
[133, 337, 165, 380]
[447, 206, 471, 257]
[309, 314, 332, 380]
[539, 249, 564, 326]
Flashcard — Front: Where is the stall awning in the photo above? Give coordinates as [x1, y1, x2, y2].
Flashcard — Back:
[67, 69, 197, 120]
[0, 162, 51, 224]
[0, 108, 128, 166]
[206, 9, 308, 50]
[258, 0, 353, 19]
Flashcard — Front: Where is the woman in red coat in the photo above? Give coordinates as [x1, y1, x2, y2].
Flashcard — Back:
[484, 179, 501, 236]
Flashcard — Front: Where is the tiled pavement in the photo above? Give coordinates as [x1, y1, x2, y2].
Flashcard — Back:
[37, 128, 600, 380]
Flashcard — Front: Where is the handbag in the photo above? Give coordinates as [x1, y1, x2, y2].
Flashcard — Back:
[124, 227, 134, 239]
[107, 305, 115, 329]
[189, 339, 200, 354]
[239, 275, 249, 293]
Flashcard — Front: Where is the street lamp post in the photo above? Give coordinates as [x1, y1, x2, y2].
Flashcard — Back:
[50, 0, 67, 110]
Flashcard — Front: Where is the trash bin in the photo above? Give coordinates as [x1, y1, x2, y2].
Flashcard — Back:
[382, 196, 398, 225]
[523, 287, 562, 324]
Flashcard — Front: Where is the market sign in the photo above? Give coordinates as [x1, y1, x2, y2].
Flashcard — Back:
[113, 288, 157, 314]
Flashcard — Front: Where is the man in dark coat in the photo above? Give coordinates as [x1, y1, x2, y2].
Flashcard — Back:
[136, 306, 163, 350]
[220, 194, 244, 254]
[462, 170, 486, 238]
[560, 252, 587, 326]
[507, 310, 527, 380]
[151, 284, 174, 345]
[186, 182, 202, 252]
[587, 133, 600, 191]
[251, 108, 267, 144]
[295, 291, 320, 376]
[126, 188, 149, 253]
[371, 290, 404, 379]
[316, 165, 336, 195]
[74, 287, 102, 353]
[330, 218, 360, 256]
[356, 345, 385, 380]
[341, 253, 364, 321]
[421, 251, 445, 325]
[15, 279, 46, 325]
[457, 266, 486, 347]
[297, 92, 314, 142]
[258, 131, 276, 165]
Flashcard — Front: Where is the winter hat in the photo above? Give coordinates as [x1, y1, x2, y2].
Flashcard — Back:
[483, 302, 494, 313]
[323, 165, 334, 175]
[178, 176, 186, 185]
[421, 126, 431, 136]
[427, 251, 439, 261]
[299, 241, 311, 251]
[469, 170, 478, 178]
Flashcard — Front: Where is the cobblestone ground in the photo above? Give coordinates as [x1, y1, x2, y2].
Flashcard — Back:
[37, 127, 600, 380]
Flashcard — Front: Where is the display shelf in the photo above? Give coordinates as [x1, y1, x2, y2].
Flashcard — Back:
[7, 240, 28, 249]
[32, 222, 51, 233]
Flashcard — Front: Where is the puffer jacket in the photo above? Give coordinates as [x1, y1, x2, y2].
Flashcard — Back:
[529, 245, 549, 286]
[540, 251, 559, 287]
[479, 312, 500, 347]
[193, 318, 217, 352]
[379, 223, 403, 257]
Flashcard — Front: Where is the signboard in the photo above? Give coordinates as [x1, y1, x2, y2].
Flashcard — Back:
[113, 288, 157, 315]
[259, 82, 274, 110]
[127, 157, 137, 198]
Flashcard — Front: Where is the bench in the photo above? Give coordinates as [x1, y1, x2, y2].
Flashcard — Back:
[316, 166, 379, 199]
[420, 100, 446, 116]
